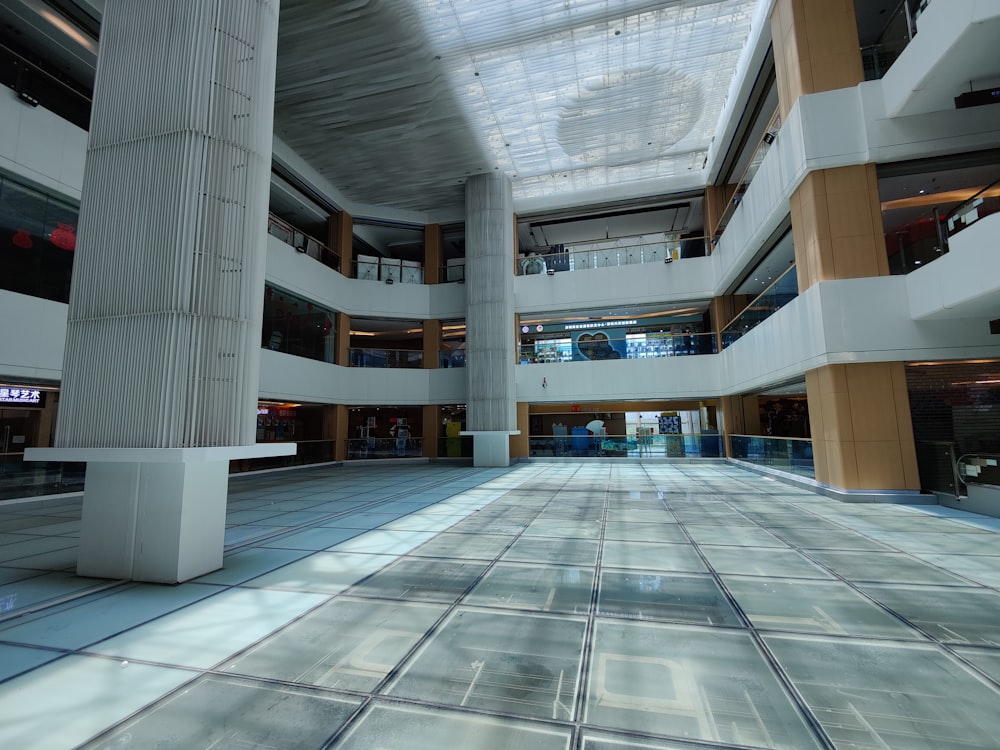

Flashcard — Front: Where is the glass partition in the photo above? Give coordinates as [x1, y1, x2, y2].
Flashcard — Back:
[0, 454, 85, 501]
[721, 265, 798, 349]
[528, 432, 721, 458]
[945, 178, 1000, 239]
[728, 434, 815, 479]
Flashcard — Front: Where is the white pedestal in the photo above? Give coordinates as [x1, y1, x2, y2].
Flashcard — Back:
[462, 431, 519, 467]
[78, 461, 229, 582]
[25, 444, 296, 582]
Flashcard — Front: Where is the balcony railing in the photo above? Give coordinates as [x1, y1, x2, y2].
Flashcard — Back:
[860, 0, 930, 81]
[721, 264, 798, 349]
[887, 177, 1000, 275]
[348, 437, 423, 459]
[518, 236, 710, 276]
[713, 108, 781, 240]
[945, 178, 1000, 239]
[349, 348, 424, 368]
[528, 432, 723, 459]
[728, 435, 815, 479]
[0, 452, 85, 501]
[519, 332, 716, 364]
[267, 214, 341, 272]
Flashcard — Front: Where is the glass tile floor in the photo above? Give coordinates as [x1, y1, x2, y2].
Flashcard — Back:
[0, 462, 999, 749]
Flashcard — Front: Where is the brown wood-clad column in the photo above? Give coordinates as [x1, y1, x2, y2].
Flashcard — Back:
[424, 224, 442, 285]
[510, 402, 530, 459]
[335, 313, 351, 367]
[790, 164, 889, 292]
[806, 363, 920, 490]
[334, 404, 349, 461]
[422, 404, 440, 458]
[329, 210, 353, 277]
[770, 0, 864, 119]
[423, 319, 441, 370]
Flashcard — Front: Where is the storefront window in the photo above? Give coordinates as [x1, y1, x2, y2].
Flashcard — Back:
[261, 285, 336, 363]
[0, 176, 78, 302]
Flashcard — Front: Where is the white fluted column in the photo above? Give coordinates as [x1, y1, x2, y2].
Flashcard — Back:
[26, 0, 291, 582]
[463, 172, 518, 466]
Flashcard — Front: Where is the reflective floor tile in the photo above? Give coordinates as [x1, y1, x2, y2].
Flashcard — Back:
[0, 581, 222, 650]
[0, 654, 193, 750]
[586, 621, 822, 748]
[260, 526, 362, 551]
[331, 529, 439, 555]
[0, 643, 62, 681]
[194, 547, 312, 585]
[0, 535, 77, 562]
[89, 588, 329, 668]
[223, 524, 276, 546]
[523, 518, 602, 539]
[465, 563, 594, 613]
[501, 536, 600, 567]
[722, 576, 920, 638]
[597, 571, 740, 626]
[862, 531, 999, 555]
[908, 553, 1000, 587]
[0, 571, 108, 615]
[386, 608, 585, 720]
[449, 516, 532, 534]
[410, 532, 515, 560]
[601, 541, 706, 573]
[603, 523, 688, 543]
[802, 550, 968, 585]
[683, 524, 787, 548]
[697, 546, 833, 579]
[244, 551, 397, 593]
[224, 598, 447, 691]
[581, 730, 730, 749]
[767, 527, 890, 551]
[953, 647, 1000, 684]
[347, 558, 489, 603]
[82, 675, 360, 749]
[380, 513, 470, 532]
[858, 583, 1000, 645]
[333, 702, 571, 750]
[764, 633, 1000, 749]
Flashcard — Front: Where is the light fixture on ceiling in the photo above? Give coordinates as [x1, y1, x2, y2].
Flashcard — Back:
[664, 257, 673, 264]
[385, 277, 394, 284]
[546, 268, 555, 276]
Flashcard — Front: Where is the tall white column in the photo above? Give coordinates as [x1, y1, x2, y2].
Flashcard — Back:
[27, 0, 292, 582]
[463, 172, 518, 466]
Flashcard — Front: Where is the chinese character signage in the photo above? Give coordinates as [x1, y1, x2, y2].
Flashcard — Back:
[0, 388, 44, 405]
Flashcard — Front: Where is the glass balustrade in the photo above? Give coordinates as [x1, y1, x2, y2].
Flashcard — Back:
[349, 348, 424, 368]
[528, 432, 722, 459]
[721, 265, 798, 349]
[0, 453, 85, 501]
[347, 437, 423, 459]
[728, 435, 815, 479]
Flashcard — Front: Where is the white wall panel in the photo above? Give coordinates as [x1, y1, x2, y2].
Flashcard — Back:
[258, 349, 467, 405]
[515, 356, 722, 404]
[722, 276, 1000, 395]
[265, 235, 466, 320]
[0, 292, 67, 382]
[516, 256, 716, 315]
[906, 214, 1000, 321]
[0, 89, 87, 200]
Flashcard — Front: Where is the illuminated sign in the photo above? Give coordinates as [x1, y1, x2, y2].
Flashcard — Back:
[0, 388, 42, 405]
[564, 319, 637, 331]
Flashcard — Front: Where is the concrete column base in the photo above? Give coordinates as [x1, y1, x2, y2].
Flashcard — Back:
[25, 444, 296, 583]
[462, 431, 519, 467]
[78, 461, 229, 583]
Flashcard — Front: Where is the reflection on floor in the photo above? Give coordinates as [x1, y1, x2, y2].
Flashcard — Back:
[1, 462, 1000, 749]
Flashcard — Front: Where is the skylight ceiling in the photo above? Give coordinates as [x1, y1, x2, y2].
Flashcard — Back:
[273, 0, 767, 217]
[413, 0, 760, 206]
